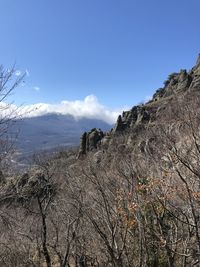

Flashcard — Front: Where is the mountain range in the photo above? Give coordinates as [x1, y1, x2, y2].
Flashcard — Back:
[11, 113, 111, 157]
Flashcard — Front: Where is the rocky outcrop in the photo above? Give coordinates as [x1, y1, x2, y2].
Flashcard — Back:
[114, 115, 124, 132]
[152, 55, 200, 102]
[152, 70, 192, 101]
[78, 128, 105, 157]
[78, 132, 87, 156]
[188, 54, 200, 90]
[113, 105, 151, 133]
[78, 105, 153, 157]
[78, 54, 200, 156]
[86, 128, 104, 151]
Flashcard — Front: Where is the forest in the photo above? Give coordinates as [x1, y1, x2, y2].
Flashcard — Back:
[0, 58, 200, 267]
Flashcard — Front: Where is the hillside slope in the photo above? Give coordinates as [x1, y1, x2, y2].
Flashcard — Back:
[78, 54, 200, 158]
[1, 55, 200, 267]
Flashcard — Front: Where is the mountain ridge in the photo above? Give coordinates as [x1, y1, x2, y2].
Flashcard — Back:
[2, 55, 200, 266]
[78, 54, 200, 157]
[11, 113, 112, 156]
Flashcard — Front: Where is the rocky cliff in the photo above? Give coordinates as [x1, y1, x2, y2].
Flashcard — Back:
[78, 54, 200, 157]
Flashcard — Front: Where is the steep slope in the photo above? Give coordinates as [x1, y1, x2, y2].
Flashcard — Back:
[2, 55, 200, 267]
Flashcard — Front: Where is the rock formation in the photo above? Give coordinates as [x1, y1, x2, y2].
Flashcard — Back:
[78, 54, 200, 156]
[78, 128, 105, 157]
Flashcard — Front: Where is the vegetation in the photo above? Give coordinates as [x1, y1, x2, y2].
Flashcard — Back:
[0, 63, 200, 266]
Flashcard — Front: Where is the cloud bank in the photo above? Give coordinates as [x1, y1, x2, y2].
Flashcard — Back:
[0, 95, 128, 125]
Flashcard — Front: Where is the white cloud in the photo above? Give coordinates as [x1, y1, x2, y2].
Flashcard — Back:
[33, 86, 40, 92]
[15, 70, 21, 76]
[0, 95, 128, 124]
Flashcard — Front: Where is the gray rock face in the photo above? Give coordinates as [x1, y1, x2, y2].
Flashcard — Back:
[87, 128, 104, 151]
[78, 105, 152, 156]
[114, 115, 125, 132]
[79, 132, 87, 156]
[153, 70, 192, 101]
[177, 70, 192, 91]
[113, 106, 151, 133]
[189, 55, 200, 90]
[78, 128, 104, 157]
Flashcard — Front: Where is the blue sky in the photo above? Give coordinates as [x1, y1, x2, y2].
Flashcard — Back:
[0, 0, 200, 121]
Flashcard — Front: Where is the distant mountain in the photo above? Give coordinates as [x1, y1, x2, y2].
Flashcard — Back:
[11, 113, 112, 156]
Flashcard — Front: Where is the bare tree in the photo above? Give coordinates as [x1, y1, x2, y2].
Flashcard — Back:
[0, 65, 25, 173]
